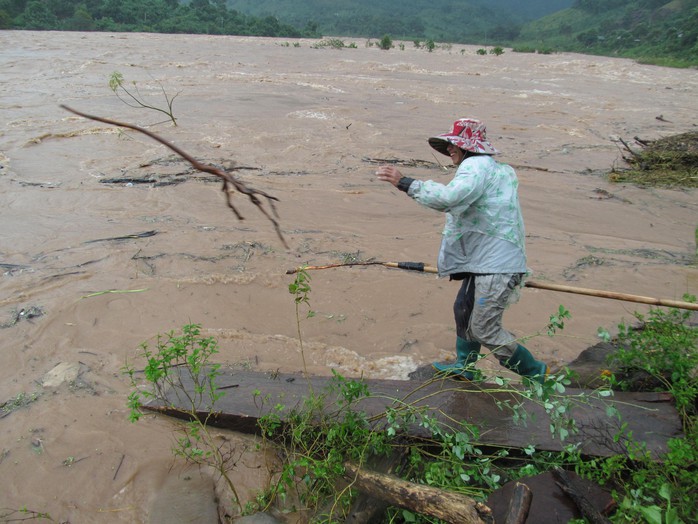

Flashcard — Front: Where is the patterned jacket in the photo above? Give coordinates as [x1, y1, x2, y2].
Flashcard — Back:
[406, 155, 527, 276]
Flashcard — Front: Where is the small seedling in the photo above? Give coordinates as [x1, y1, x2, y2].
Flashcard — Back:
[109, 71, 179, 126]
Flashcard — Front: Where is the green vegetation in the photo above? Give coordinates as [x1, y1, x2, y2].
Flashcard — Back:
[2, 1, 696, 65]
[124, 260, 698, 522]
[379, 34, 393, 50]
[207, 0, 572, 44]
[0, 507, 54, 521]
[124, 323, 244, 512]
[0, 0, 319, 37]
[0, 390, 41, 416]
[517, 0, 698, 67]
[574, 302, 698, 523]
[109, 71, 179, 126]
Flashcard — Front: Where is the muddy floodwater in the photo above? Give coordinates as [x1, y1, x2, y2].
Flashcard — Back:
[1, 30, 697, 522]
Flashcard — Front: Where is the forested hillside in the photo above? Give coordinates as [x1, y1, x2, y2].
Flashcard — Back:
[517, 0, 698, 67]
[1, 0, 695, 66]
[0, 0, 318, 37]
[223, 0, 574, 43]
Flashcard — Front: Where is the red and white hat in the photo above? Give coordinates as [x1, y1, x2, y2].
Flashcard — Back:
[428, 118, 499, 156]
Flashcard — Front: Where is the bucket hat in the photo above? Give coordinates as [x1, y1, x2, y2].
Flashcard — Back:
[428, 118, 498, 156]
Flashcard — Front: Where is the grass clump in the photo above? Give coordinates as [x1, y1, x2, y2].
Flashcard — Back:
[610, 131, 698, 188]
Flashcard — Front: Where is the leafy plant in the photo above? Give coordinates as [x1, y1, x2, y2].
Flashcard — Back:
[288, 266, 315, 381]
[489, 46, 505, 55]
[109, 71, 179, 126]
[312, 38, 346, 49]
[609, 299, 697, 419]
[123, 324, 243, 511]
[379, 34, 393, 50]
[574, 303, 698, 523]
[0, 507, 54, 521]
[0, 390, 41, 416]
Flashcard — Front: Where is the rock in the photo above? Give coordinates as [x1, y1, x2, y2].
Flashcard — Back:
[42, 362, 85, 388]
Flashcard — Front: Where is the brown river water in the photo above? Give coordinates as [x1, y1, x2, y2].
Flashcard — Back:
[1, 30, 697, 522]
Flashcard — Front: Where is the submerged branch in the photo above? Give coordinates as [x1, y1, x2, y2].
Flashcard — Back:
[60, 105, 287, 248]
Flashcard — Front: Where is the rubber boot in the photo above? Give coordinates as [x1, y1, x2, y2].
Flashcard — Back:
[500, 344, 548, 384]
[433, 337, 481, 381]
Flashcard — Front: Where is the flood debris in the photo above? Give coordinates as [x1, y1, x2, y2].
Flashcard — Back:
[0, 305, 44, 329]
[0, 391, 42, 419]
[611, 131, 698, 188]
[99, 175, 187, 187]
[362, 157, 442, 169]
[563, 254, 606, 281]
[61, 106, 287, 247]
[1, 262, 30, 276]
[83, 229, 158, 244]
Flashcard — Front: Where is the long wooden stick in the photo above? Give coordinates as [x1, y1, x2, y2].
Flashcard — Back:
[286, 262, 698, 311]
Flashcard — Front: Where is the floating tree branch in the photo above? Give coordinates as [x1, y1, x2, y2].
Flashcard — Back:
[61, 105, 287, 248]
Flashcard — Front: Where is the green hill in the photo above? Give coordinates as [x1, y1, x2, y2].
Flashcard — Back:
[515, 0, 698, 66]
[223, 0, 574, 42]
[1, 0, 695, 66]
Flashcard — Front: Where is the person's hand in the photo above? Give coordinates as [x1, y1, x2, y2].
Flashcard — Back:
[375, 165, 403, 187]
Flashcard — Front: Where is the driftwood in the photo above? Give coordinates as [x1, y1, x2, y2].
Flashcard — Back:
[145, 369, 682, 458]
[345, 449, 408, 524]
[82, 230, 159, 244]
[487, 471, 616, 523]
[343, 461, 493, 524]
[553, 468, 612, 524]
[60, 105, 287, 247]
[504, 482, 532, 524]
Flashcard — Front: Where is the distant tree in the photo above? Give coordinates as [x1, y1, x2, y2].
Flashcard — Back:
[16, 0, 58, 29]
[576, 29, 599, 46]
[0, 0, 29, 19]
[64, 4, 95, 31]
[0, 9, 11, 28]
[379, 34, 392, 50]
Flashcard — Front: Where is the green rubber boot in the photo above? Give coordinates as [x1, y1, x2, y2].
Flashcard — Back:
[433, 338, 481, 381]
[501, 344, 548, 384]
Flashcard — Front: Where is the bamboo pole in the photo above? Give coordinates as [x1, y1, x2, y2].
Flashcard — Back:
[286, 262, 698, 311]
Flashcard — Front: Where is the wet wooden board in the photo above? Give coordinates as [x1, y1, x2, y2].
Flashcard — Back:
[145, 370, 683, 458]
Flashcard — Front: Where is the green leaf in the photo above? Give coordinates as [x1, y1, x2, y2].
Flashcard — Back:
[638, 505, 663, 524]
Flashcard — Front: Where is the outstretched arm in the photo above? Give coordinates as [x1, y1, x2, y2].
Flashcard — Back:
[376, 165, 414, 192]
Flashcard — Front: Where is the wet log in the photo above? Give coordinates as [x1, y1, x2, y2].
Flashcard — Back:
[145, 370, 683, 459]
[343, 461, 493, 524]
[553, 468, 612, 524]
[345, 449, 408, 524]
[504, 482, 532, 524]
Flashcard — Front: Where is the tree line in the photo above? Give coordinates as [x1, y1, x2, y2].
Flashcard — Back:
[0, 0, 320, 37]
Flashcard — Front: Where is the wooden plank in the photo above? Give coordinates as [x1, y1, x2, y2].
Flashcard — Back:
[145, 370, 683, 458]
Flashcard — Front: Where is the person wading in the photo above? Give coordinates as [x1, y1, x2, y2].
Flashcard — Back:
[376, 118, 549, 384]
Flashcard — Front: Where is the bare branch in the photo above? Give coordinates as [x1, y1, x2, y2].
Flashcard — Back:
[60, 105, 287, 248]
